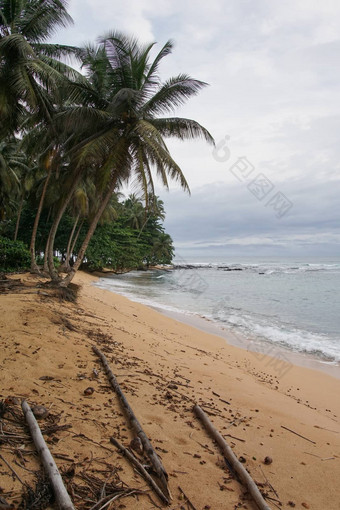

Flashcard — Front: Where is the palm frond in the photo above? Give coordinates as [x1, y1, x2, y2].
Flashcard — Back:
[144, 40, 174, 87]
[100, 31, 140, 89]
[74, 126, 121, 167]
[20, 0, 73, 42]
[142, 74, 209, 116]
[133, 120, 190, 192]
[0, 33, 36, 58]
[37, 55, 86, 84]
[32, 42, 82, 61]
[56, 106, 111, 132]
[151, 117, 215, 145]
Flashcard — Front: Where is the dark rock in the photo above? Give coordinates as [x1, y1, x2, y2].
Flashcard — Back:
[84, 387, 95, 396]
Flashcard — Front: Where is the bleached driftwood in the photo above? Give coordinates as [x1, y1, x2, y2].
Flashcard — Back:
[92, 346, 170, 500]
[193, 404, 271, 510]
[21, 400, 75, 510]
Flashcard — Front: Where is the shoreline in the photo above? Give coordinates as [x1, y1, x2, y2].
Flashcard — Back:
[1, 272, 340, 509]
[94, 277, 340, 380]
[152, 305, 340, 380]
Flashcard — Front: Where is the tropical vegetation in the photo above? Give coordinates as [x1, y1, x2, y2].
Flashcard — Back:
[0, 0, 214, 285]
[1, 194, 174, 272]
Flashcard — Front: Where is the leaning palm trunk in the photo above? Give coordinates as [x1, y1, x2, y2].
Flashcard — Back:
[30, 166, 52, 273]
[59, 214, 79, 272]
[70, 220, 83, 257]
[67, 219, 84, 269]
[43, 229, 52, 273]
[47, 171, 82, 281]
[59, 177, 117, 287]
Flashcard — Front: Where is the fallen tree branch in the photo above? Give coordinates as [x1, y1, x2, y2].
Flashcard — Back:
[193, 404, 271, 510]
[21, 400, 75, 510]
[92, 346, 170, 501]
[110, 436, 169, 505]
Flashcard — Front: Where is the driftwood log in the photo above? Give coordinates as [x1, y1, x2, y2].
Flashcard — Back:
[92, 346, 170, 500]
[110, 436, 169, 504]
[21, 400, 75, 510]
[193, 404, 271, 510]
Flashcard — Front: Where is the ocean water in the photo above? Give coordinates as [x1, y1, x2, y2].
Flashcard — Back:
[94, 257, 340, 366]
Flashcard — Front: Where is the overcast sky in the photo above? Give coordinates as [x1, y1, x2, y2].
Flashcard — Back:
[55, 0, 340, 259]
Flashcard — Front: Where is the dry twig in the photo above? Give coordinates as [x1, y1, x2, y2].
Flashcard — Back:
[281, 426, 316, 444]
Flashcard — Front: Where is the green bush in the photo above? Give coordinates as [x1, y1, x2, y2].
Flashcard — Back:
[0, 236, 30, 272]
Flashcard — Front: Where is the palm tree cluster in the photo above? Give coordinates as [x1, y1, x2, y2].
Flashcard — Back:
[0, 0, 214, 286]
[84, 194, 175, 272]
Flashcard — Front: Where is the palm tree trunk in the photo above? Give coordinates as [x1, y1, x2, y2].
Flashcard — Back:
[46, 207, 52, 224]
[137, 216, 149, 238]
[30, 166, 52, 273]
[59, 214, 79, 272]
[59, 177, 117, 287]
[14, 195, 24, 241]
[69, 219, 84, 262]
[43, 230, 51, 273]
[47, 170, 82, 281]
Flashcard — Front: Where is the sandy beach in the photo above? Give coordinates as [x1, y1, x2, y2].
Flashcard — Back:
[0, 271, 339, 509]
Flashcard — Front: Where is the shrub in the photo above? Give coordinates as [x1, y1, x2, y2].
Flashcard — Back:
[0, 236, 30, 272]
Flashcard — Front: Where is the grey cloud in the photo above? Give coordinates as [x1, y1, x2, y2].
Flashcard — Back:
[160, 175, 340, 256]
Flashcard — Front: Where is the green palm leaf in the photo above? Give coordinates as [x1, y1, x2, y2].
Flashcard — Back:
[142, 74, 209, 116]
[151, 117, 214, 145]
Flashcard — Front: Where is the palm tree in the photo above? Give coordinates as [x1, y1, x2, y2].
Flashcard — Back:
[64, 180, 91, 263]
[47, 32, 214, 286]
[13, 154, 36, 241]
[0, 0, 81, 137]
[19, 124, 65, 272]
[150, 232, 174, 265]
[0, 0, 89, 272]
[147, 195, 165, 221]
[0, 138, 21, 220]
[60, 176, 101, 272]
[123, 194, 145, 230]
[136, 194, 166, 238]
[0, 136, 34, 227]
